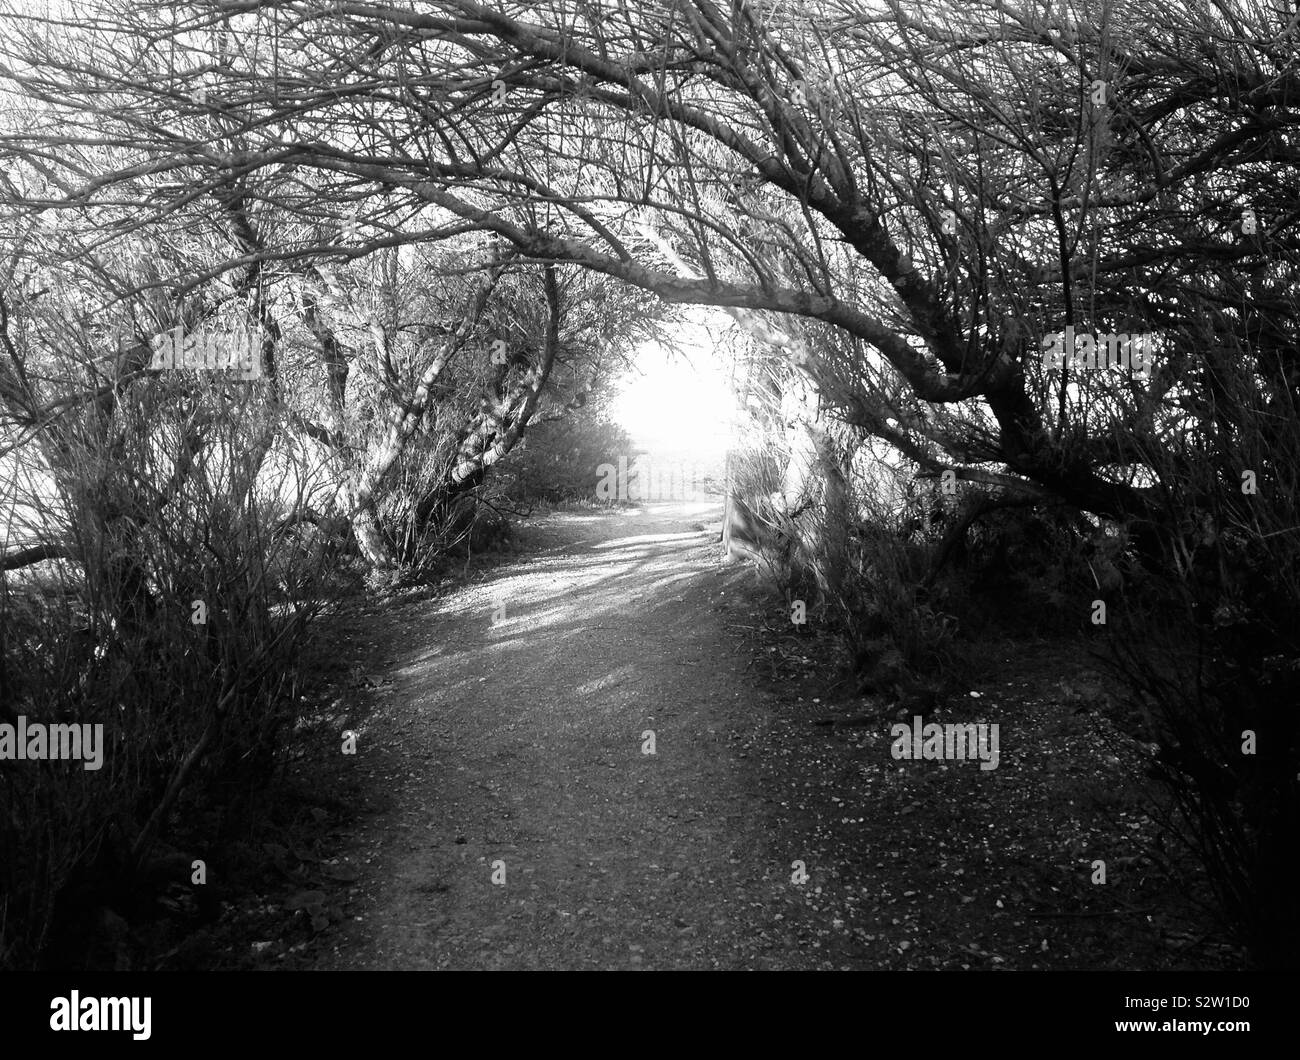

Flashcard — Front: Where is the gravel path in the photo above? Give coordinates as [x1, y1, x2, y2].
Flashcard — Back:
[313, 500, 869, 970]
[298, 500, 1192, 971]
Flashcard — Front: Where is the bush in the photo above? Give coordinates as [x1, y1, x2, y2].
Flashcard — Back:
[497, 413, 637, 505]
[0, 386, 336, 970]
[1097, 347, 1300, 968]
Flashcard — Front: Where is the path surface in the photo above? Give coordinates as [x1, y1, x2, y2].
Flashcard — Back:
[296, 500, 1190, 972]
[314, 500, 866, 970]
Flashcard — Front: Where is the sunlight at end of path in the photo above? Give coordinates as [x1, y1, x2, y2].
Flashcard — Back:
[610, 318, 735, 464]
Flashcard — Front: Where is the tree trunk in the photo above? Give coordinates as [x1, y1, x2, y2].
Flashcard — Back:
[349, 500, 397, 570]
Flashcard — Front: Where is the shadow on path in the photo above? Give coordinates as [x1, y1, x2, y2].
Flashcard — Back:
[314, 501, 851, 969]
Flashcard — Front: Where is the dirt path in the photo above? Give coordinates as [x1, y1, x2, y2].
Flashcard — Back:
[295, 499, 1194, 972]
[312, 500, 865, 970]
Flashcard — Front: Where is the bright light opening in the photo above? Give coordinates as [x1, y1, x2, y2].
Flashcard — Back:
[609, 313, 736, 476]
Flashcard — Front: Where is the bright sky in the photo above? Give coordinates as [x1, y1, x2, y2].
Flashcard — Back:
[609, 313, 736, 465]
